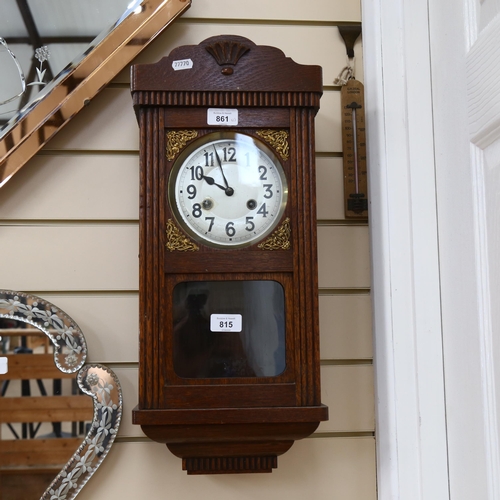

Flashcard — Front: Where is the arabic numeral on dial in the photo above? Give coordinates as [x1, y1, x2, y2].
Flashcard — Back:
[263, 184, 273, 199]
[203, 152, 214, 167]
[257, 203, 268, 217]
[222, 147, 236, 162]
[258, 165, 267, 180]
[245, 217, 255, 231]
[186, 184, 197, 199]
[205, 216, 215, 231]
[192, 203, 202, 218]
[225, 221, 236, 237]
[189, 165, 204, 180]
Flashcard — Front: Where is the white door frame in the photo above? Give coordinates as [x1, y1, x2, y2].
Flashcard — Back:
[361, 0, 451, 497]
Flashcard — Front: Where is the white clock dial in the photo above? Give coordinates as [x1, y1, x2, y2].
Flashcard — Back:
[169, 132, 288, 248]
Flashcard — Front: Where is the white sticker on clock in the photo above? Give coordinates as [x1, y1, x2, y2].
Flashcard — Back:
[207, 108, 238, 126]
[0, 357, 7, 375]
[210, 314, 242, 332]
[172, 58, 193, 71]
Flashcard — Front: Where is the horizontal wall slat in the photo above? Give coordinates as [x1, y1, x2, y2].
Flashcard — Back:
[0, 155, 139, 221]
[319, 365, 374, 433]
[74, 439, 376, 500]
[1, 225, 366, 290]
[112, 365, 374, 438]
[182, 0, 361, 22]
[319, 294, 373, 359]
[7, 292, 371, 364]
[0, 225, 139, 291]
[0, 156, 343, 222]
[36, 293, 140, 363]
[316, 157, 346, 221]
[115, 23, 363, 87]
[45, 89, 341, 153]
[317, 226, 371, 288]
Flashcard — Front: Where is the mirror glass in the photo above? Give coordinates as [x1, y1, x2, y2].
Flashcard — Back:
[0, 0, 191, 188]
[0, 0, 131, 126]
[0, 290, 123, 500]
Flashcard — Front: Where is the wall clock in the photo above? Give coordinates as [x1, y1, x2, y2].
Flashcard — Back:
[131, 34, 328, 474]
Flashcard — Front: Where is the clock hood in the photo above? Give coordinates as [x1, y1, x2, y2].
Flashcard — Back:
[131, 34, 323, 95]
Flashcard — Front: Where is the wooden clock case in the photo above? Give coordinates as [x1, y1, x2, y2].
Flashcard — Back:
[131, 35, 328, 474]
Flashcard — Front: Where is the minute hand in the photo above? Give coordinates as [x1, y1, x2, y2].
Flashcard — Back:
[213, 145, 230, 188]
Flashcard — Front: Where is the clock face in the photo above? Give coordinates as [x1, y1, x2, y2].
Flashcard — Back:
[169, 132, 288, 248]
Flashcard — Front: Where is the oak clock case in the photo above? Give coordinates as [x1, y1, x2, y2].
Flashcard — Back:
[132, 34, 328, 475]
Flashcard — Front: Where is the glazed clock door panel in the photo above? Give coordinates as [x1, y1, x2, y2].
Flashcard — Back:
[172, 280, 286, 379]
[168, 132, 288, 249]
[161, 272, 297, 409]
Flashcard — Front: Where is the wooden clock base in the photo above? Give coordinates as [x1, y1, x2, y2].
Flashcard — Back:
[133, 405, 328, 474]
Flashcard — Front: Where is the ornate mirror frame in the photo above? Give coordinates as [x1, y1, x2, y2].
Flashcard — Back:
[0, 0, 191, 189]
[0, 289, 123, 500]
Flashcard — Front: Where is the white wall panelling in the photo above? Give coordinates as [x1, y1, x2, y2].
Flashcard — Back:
[0, 5, 375, 498]
[317, 226, 371, 288]
[362, 0, 450, 498]
[114, 23, 364, 87]
[0, 156, 345, 222]
[181, 0, 361, 22]
[316, 158, 347, 220]
[75, 439, 376, 500]
[0, 225, 139, 291]
[319, 294, 373, 360]
[36, 293, 140, 363]
[0, 155, 139, 221]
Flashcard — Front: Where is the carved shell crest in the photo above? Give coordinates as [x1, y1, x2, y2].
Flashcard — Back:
[205, 40, 250, 66]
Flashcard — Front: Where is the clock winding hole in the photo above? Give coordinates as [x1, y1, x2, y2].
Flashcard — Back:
[202, 199, 214, 210]
[247, 199, 257, 210]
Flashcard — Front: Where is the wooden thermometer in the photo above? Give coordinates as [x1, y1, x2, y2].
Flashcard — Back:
[341, 79, 368, 218]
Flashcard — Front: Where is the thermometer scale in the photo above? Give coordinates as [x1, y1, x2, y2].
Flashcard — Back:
[341, 79, 368, 218]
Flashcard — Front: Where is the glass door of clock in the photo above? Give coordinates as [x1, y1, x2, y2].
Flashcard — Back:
[172, 280, 286, 379]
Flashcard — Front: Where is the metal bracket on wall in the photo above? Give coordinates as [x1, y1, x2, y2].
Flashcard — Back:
[338, 25, 362, 59]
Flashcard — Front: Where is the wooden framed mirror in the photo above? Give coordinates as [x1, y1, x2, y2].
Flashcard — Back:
[0, 0, 191, 189]
[0, 290, 123, 500]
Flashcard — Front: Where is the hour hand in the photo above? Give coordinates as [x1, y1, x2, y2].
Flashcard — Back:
[203, 175, 234, 197]
[203, 175, 226, 191]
